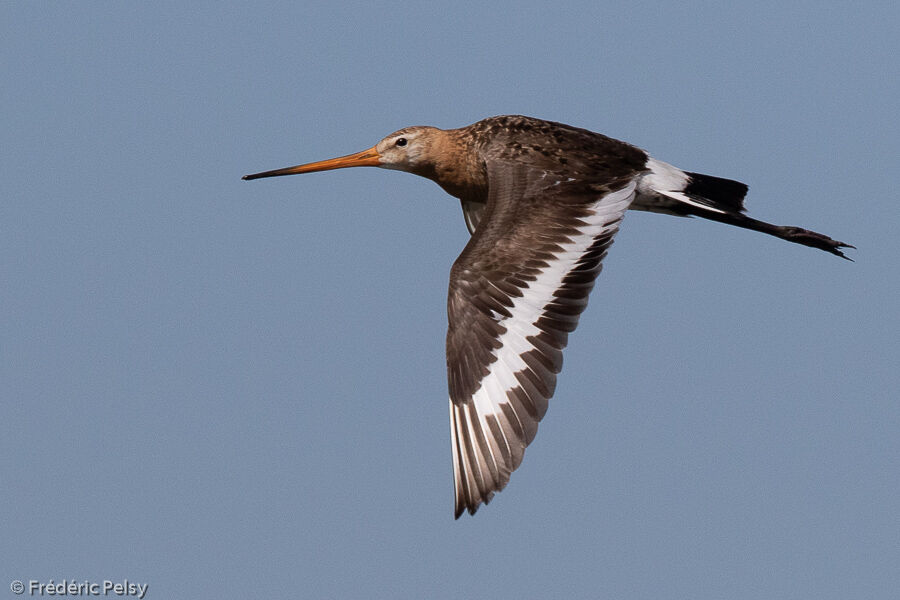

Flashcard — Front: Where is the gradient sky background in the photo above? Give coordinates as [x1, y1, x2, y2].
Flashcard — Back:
[2, 2, 898, 599]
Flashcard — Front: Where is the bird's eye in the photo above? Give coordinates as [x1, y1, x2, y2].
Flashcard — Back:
[395, 137, 407, 147]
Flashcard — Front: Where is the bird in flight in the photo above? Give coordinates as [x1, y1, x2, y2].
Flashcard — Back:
[243, 115, 852, 518]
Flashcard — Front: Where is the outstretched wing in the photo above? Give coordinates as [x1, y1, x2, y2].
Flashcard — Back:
[447, 159, 637, 517]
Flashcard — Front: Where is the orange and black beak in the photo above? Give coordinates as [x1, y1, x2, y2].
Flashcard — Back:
[242, 146, 381, 181]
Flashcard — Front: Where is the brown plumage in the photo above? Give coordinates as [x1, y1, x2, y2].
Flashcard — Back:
[243, 115, 852, 518]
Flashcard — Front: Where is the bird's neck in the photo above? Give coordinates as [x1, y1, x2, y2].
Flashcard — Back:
[410, 129, 488, 203]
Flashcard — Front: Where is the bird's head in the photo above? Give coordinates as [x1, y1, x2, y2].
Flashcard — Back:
[373, 126, 438, 171]
[242, 126, 441, 180]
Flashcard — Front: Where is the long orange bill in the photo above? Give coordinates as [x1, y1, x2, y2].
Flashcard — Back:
[242, 146, 381, 181]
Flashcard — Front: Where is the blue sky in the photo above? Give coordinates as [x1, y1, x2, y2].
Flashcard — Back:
[2, 2, 898, 598]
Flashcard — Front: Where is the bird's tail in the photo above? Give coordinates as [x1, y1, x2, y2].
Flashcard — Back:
[635, 159, 854, 259]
